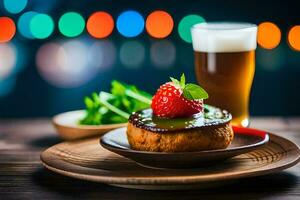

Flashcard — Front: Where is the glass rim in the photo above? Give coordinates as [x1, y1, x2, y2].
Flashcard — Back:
[191, 22, 257, 31]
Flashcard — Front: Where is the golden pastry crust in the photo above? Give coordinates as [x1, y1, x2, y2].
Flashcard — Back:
[126, 122, 234, 152]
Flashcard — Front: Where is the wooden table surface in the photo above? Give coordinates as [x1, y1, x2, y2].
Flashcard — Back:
[0, 118, 299, 200]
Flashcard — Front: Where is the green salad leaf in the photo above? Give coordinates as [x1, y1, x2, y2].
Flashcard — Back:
[79, 80, 152, 125]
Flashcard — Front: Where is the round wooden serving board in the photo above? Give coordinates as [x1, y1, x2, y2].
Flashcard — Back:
[41, 132, 300, 190]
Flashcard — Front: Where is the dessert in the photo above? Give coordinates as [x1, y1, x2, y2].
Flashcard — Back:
[126, 74, 234, 152]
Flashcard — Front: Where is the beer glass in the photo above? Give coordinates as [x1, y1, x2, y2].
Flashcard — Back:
[191, 22, 257, 127]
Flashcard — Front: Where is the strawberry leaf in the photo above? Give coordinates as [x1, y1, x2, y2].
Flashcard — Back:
[183, 83, 209, 100]
[171, 73, 186, 89]
[170, 77, 181, 88]
[180, 73, 185, 88]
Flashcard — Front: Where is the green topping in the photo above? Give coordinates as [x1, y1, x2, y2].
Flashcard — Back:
[170, 73, 209, 100]
[130, 105, 229, 132]
[79, 80, 152, 125]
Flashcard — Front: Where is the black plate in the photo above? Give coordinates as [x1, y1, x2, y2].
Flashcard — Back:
[100, 126, 269, 168]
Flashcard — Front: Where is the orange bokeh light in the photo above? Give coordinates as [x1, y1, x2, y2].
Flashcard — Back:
[87, 12, 114, 39]
[0, 17, 16, 43]
[257, 22, 281, 49]
[288, 25, 300, 51]
[146, 10, 173, 39]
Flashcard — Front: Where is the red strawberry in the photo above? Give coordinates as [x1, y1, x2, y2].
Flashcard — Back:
[151, 74, 208, 118]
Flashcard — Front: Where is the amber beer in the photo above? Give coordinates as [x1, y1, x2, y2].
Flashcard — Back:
[191, 23, 257, 127]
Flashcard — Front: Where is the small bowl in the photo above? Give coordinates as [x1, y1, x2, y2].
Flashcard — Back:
[53, 110, 127, 140]
[100, 126, 269, 168]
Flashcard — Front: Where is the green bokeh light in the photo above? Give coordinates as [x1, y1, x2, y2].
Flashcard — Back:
[178, 15, 205, 43]
[30, 14, 54, 39]
[58, 12, 85, 37]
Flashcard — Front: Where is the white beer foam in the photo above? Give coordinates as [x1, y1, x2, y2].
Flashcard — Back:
[191, 22, 257, 53]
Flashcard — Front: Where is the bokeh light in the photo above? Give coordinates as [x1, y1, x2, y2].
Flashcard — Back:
[288, 25, 300, 51]
[18, 11, 39, 39]
[178, 15, 205, 43]
[3, 0, 28, 14]
[150, 40, 176, 69]
[116, 10, 144, 37]
[87, 12, 114, 39]
[0, 42, 26, 97]
[120, 40, 145, 69]
[59, 12, 85, 37]
[88, 40, 116, 70]
[30, 14, 54, 39]
[36, 43, 64, 83]
[11, 42, 27, 75]
[257, 22, 281, 49]
[0, 77, 16, 97]
[36, 40, 98, 88]
[61, 40, 89, 74]
[0, 43, 16, 80]
[146, 10, 173, 39]
[0, 17, 16, 43]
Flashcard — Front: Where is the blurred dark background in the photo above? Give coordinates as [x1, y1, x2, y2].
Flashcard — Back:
[0, 0, 299, 117]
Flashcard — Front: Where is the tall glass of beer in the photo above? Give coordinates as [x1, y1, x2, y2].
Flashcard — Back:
[191, 22, 257, 127]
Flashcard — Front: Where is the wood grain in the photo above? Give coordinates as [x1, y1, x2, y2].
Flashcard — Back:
[40, 132, 299, 189]
[0, 118, 300, 199]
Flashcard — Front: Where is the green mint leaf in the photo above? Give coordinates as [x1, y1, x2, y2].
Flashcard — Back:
[180, 73, 185, 88]
[183, 83, 209, 100]
[170, 74, 186, 89]
[170, 77, 180, 88]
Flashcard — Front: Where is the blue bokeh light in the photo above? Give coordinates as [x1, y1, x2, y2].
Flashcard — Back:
[116, 10, 144, 37]
[120, 40, 145, 68]
[18, 11, 39, 39]
[0, 77, 16, 97]
[3, 0, 28, 14]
